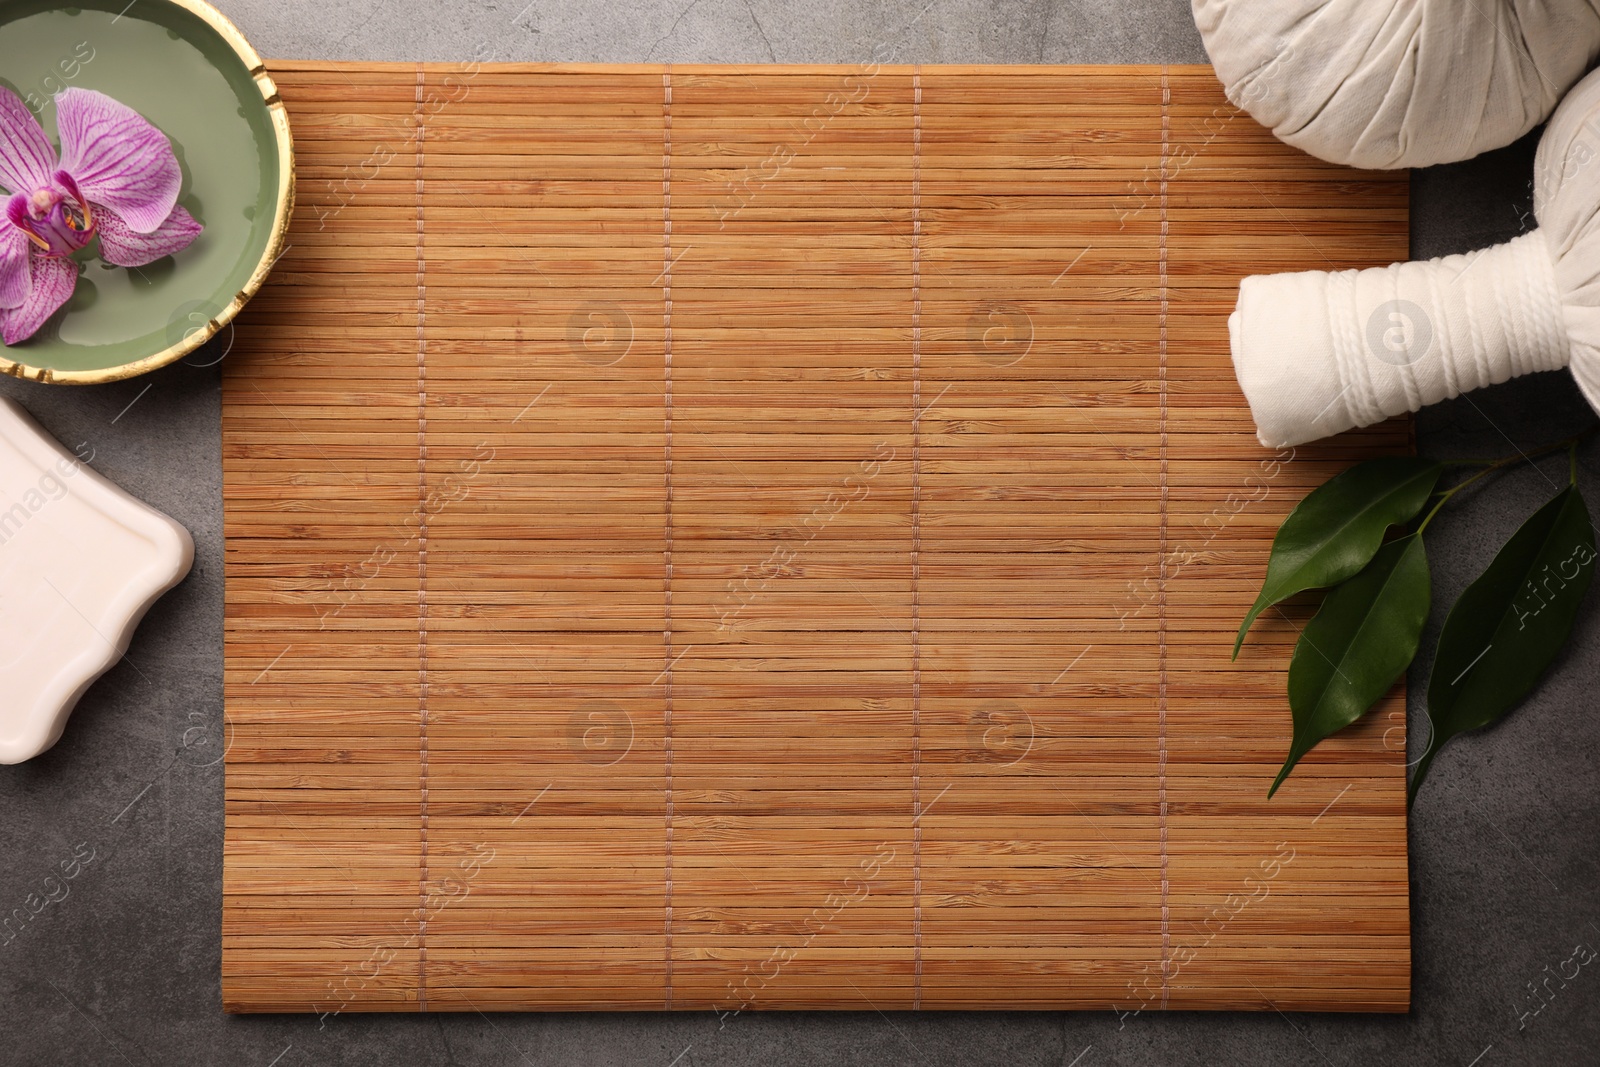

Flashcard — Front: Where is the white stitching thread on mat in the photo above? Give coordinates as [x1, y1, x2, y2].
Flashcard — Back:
[412, 63, 432, 1013]
[661, 65, 676, 1012]
[1157, 67, 1172, 1011]
[910, 66, 924, 1011]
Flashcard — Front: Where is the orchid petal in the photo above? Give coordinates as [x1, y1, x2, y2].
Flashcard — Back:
[53, 169, 86, 208]
[94, 202, 202, 267]
[0, 218, 31, 310]
[0, 86, 57, 197]
[0, 254, 75, 345]
[56, 88, 180, 234]
[5, 193, 44, 253]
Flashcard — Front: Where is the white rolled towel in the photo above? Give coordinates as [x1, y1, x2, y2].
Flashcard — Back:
[1231, 66, 1600, 449]
[1193, 0, 1600, 170]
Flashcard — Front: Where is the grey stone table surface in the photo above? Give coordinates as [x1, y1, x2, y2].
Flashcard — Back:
[3, 1, 1597, 1065]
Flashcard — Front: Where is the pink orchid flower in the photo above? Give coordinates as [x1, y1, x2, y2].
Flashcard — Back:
[0, 86, 202, 345]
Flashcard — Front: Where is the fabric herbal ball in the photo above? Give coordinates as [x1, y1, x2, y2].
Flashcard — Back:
[1229, 66, 1600, 448]
[1192, 0, 1600, 169]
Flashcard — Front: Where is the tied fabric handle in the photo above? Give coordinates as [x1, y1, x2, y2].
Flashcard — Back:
[1231, 230, 1571, 448]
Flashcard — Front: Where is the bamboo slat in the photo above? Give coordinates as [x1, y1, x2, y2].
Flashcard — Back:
[221, 62, 1411, 1014]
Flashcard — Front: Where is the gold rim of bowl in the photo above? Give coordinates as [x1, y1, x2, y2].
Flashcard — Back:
[0, 0, 295, 386]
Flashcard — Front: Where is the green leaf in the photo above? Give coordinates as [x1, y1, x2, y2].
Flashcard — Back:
[1411, 485, 1596, 804]
[1237, 457, 1442, 658]
[1270, 535, 1431, 798]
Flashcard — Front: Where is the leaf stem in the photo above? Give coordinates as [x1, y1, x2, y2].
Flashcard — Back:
[1417, 467, 1494, 532]
[1418, 423, 1599, 533]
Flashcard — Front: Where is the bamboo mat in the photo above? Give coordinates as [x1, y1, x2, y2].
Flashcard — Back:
[221, 62, 1412, 1014]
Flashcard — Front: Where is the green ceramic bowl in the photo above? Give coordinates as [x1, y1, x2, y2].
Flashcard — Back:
[0, 0, 292, 384]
